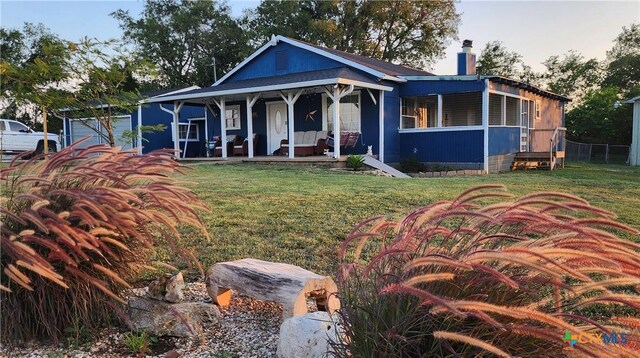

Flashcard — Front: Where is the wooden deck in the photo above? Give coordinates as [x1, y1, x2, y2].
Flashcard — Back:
[179, 155, 348, 166]
[511, 151, 565, 171]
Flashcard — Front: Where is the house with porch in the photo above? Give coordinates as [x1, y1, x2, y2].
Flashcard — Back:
[71, 35, 570, 173]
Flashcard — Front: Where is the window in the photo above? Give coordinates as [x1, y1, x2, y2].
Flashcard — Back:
[0, 121, 5, 131]
[505, 96, 520, 126]
[325, 93, 361, 132]
[401, 96, 438, 129]
[179, 123, 199, 141]
[225, 106, 241, 130]
[9, 121, 29, 132]
[442, 92, 482, 127]
[489, 93, 503, 125]
[535, 99, 541, 120]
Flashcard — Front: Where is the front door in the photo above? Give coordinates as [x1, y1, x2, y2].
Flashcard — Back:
[267, 102, 288, 155]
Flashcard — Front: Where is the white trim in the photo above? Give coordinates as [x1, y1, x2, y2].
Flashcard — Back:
[488, 125, 522, 128]
[138, 86, 200, 104]
[137, 105, 142, 154]
[171, 122, 201, 142]
[437, 95, 443, 128]
[399, 126, 484, 133]
[146, 78, 393, 104]
[400, 75, 480, 81]
[489, 89, 527, 100]
[225, 105, 242, 130]
[62, 116, 67, 147]
[482, 79, 490, 174]
[378, 90, 384, 163]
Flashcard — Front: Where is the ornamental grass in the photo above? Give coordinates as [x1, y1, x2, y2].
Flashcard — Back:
[334, 185, 640, 357]
[0, 142, 209, 343]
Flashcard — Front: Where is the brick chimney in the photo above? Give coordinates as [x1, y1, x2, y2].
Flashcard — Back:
[457, 39, 476, 75]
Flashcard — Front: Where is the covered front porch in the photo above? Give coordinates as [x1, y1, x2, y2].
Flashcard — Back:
[148, 68, 392, 162]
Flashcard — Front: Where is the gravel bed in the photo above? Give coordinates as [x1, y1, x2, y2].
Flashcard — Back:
[0, 282, 283, 358]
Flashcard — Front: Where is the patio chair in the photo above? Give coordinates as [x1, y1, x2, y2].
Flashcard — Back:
[233, 133, 259, 156]
[213, 134, 241, 157]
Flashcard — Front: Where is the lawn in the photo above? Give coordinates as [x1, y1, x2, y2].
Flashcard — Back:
[171, 162, 640, 276]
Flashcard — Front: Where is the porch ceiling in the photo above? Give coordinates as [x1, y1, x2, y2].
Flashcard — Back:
[145, 67, 393, 105]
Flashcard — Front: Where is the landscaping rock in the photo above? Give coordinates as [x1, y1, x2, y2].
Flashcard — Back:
[148, 272, 185, 303]
[276, 311, 343, 358]
[127, 296, 220, 337]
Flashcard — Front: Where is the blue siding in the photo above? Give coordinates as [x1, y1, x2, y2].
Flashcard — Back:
[489, 127, 520, 155]
[226, 43, 343, 82]
[141, 103, 207, 157]
[400, 80, 485, 96]
[399, 130, 484, 163]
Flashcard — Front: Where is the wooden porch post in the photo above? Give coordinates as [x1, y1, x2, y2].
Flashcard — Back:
[211, 98, 228, 158]
[246, 94, 260, 158]
[173, 101, 184, 159]
[280, 90, 303, 159]
[378, 90, 385, 162]
[482, 79, 490, 174]
[137, 104, 143, 155]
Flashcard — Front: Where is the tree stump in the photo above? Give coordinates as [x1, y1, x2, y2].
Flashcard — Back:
[205, 258, 340, 319]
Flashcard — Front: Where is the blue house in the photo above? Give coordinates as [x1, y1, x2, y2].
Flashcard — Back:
[67, 36, 570, 173]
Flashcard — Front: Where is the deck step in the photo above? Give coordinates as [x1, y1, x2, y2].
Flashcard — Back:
[511, 152, 554, 171]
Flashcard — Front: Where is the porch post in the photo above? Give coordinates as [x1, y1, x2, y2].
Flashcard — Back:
[378, 90, 385, 162]
[137, 104, 142, 155]
[280, 90, 303, 159]
[482, 79, 490, 174]
[220, 98, 227, 158]
[246, 94, 260, 158]
[173, 101, 184, 159]
[332, 87, 341, 159]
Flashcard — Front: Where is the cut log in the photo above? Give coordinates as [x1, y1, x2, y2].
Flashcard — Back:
[205, 258, 340, 319]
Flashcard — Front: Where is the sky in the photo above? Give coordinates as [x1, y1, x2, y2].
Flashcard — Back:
[1, 0, 638, 75]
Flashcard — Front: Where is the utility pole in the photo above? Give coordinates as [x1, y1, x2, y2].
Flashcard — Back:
[212, 57, 217, 83]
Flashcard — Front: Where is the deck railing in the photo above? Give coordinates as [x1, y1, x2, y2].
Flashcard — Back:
[549, 127, 567, 170]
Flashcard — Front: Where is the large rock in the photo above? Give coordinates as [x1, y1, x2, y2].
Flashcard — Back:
[148, 272, 185, 303]
[276, 311, 343, 358]
[127, 296, 220, 337]
[206, 258, 340, 319]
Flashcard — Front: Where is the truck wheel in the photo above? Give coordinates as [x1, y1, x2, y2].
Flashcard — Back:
[35, 141, 57, 154]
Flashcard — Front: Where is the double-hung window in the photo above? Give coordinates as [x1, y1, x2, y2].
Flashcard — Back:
[225, 106, 241, 130]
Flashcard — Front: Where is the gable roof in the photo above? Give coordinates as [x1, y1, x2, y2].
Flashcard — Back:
[214, 35, 432, 86]
[287, 38, 434, 77]
[148, 67, 393, 104]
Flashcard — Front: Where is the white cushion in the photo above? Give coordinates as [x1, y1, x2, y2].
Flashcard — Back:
[302, 131, 317, 145]
[226, 135, 237, 143]
[315, 131, 327, 143]
[293, 131, 305, 145]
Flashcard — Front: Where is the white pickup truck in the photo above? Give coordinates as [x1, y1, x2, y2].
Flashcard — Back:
[0, 119, 60, 154]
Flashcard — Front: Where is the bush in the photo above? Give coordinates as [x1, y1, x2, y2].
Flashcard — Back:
[0, 143, 209, 343]
[346, 155, 365, 171]
[399, 156, 427, 173]
[334, 185, 640, 357]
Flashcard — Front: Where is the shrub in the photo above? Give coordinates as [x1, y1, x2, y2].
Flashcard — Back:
[399, 156, 427, 173]
[346, 155, 365, 171]
[0, 143, 209, 343]
[334, 185, 640, 357]
[123, 330, 156, 355]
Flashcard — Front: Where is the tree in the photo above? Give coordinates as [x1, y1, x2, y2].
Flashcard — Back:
[475, 41, 523, 78]
[1, 24, 151, 148]
[246, 0, 460, 69]
[541, 50, 601, 103]
[602, 23, 640, 95]
[0, 23, 69, 132]
[112, 0, 251, 88]
[565, 87, 633, 144]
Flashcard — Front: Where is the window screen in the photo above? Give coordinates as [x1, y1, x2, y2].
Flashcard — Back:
[505, 96, 520, 126]
[489, 93, 503, 125]
[442, 92, 482, 127]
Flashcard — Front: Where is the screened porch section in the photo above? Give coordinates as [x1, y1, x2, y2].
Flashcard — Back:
[400, 92, 483, 130]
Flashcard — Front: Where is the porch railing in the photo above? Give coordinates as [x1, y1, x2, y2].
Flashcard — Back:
[549, 127, 567, 170]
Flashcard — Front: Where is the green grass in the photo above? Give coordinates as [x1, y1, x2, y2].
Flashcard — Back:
[170, 162, 640, 276]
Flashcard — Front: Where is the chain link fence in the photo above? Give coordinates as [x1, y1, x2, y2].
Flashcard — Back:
[566, 140, 630, 164]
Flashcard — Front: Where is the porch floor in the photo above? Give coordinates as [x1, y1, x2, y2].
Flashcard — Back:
[178, 155, 348, 165]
